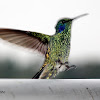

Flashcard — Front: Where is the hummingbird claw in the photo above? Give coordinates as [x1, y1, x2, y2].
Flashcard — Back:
[65, 62, 68, 64]
[65, 65, 77, 71]
[70, 65, 77, 69]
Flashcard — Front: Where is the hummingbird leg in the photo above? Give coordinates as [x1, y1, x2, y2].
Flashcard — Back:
[65, 64, 77, 71]
[70, 65, 77, 69]
[57, 59, 67, 65]
[64, 62, 68, 65]
[63, 61, 77, 71]
[55, 59, 77, 71]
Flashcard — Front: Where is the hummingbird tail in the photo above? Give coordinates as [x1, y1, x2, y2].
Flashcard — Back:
[39, 64, 57, 79]
[33, 63, 58, 79]
[32, 66, 45, 79]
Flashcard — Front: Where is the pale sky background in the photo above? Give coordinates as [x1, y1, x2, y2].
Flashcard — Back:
[0, 0, 99, 68]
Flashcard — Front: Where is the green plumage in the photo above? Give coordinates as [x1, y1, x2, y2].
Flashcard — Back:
[39, 19, 72, 79]
[0, 14, 87, 79]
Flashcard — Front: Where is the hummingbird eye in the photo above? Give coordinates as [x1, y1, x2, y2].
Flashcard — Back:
[62, 19, 72, 24]
[62, 20, 66, 24]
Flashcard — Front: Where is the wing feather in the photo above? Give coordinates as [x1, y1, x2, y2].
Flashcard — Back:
[0, 28, 50, 55]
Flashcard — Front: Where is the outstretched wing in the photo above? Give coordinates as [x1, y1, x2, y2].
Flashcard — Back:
[0, 28, 50, 54]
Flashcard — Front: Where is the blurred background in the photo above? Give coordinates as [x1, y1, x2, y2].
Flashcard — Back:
[0, 0, 100, 78]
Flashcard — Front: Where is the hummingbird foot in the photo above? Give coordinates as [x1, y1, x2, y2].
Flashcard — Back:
[65, 65, 77, 71]
[56, 59, 76, 71]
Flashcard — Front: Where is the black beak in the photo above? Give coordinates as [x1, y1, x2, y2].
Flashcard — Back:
[72, 13, 88, 21]
[62, 13, 88, 24]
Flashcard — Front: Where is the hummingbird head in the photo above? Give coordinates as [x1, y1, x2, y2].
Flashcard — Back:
[55, 13, 88, 33]
[55, 18, 72, 33]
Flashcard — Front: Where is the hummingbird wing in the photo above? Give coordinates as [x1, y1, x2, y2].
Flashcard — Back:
[0, 28, 50, 54]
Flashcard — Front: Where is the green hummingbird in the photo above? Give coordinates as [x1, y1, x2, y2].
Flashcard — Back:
[0, 14, 87, 79]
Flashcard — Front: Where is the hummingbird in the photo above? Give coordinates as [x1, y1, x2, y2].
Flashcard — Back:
[0, 14, 88, 79]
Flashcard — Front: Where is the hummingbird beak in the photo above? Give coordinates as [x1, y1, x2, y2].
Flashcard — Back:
[72, 13, 88, 21]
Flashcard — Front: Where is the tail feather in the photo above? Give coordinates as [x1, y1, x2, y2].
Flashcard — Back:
[39, 64, 57, 79]
[32, 67, 45, 79]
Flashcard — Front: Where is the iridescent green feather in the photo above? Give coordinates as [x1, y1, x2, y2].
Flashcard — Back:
[39, 20, 72, 79]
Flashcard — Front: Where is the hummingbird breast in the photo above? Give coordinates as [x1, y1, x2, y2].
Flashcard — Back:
[49, 33, 71, 63]
[39, 33, 71, 79]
